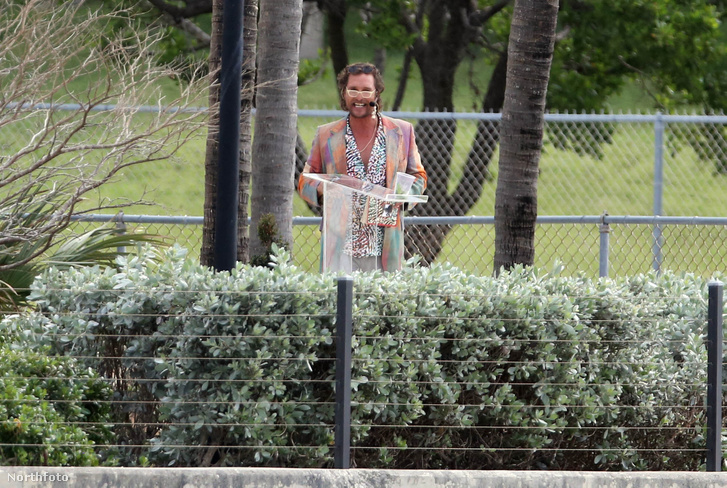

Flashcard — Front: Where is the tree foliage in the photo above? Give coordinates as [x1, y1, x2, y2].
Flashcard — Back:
[125, 0, 727, 110]
[550, 0, 727, 111]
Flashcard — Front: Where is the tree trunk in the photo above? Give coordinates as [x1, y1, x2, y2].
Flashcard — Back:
[410, 0, 466, 216]
[200, 0, 224, 266]
[391, 48, 413, 112]
[373, 47, 386, 75]
[494, 0, 559, 273]
[406, 50, 510, 264]
[461, 49, 508, 185]
[319, 0, 348, 75]
[201, 0, 257, 266]
[403, 0, 475, 263]
[250, 0, 302, 258]
[237, 0, 258, 262]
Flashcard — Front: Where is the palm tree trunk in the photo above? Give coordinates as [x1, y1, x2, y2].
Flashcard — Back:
[494, 0, 559, 273]
[201, 0, 257, 266]
[200, 0, 224, 266]
[237, 0, 258, 262]
[250, 0, 302, 258]
[320, 0, 348, 75]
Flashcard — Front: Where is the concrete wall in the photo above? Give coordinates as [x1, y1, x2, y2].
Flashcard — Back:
[2, 468, 727, 488]
[300, 3, 324, 60]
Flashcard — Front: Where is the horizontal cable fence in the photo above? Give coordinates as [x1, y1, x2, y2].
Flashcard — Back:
[1, 277, 723, 470]
[70, 213, 727, 278]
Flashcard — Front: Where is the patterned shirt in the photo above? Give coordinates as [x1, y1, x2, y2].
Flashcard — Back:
[343, 116, 386, 257]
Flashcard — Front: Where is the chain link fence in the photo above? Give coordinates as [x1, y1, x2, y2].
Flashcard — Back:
[68, 214, 727, 279]
[21, 106, 727, 276]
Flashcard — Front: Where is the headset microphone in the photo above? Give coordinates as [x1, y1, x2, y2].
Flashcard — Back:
[369, 101, 377, 107]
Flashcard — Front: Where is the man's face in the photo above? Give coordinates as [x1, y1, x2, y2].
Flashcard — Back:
[345, 73, 377, 118]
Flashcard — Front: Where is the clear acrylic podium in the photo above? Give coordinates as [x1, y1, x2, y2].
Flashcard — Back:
[303, 173, 427, 273]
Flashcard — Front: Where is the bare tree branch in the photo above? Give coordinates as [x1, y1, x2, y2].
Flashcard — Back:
[146, 0, 212, 19]
[468, 0, 513, 27]
[0, 0, 210, 271]
[159, 12, 212, 46]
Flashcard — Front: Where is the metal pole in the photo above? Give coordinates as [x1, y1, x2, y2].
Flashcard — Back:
[213, 0, 245, 271]
[652, 112, 664, 274]
[114, 211, 126, 255]
[707, 281, 723, 471]
[599, 212, 609, 278]
[334, 276, 353, 469]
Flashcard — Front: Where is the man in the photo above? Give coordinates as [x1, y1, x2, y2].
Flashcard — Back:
[298, 62, 427, 272]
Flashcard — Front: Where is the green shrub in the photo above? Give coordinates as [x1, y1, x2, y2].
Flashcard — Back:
[0, 339, 113, 466]
[7, 245, 719, 470]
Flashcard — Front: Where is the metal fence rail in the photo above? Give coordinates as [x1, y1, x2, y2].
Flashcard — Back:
[71, 213, 727, 278]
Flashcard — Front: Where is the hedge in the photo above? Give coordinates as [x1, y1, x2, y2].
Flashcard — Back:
[1, 245, 719, 470]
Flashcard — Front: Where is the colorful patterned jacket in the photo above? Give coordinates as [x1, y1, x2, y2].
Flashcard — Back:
[298, 115, 428, 271]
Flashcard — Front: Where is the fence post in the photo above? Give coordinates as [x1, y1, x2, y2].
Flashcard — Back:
[707, 280, 724, 472]
[213, 0, 245, 272]
[114, 211, 126, 254]
[334, 276, 353, 469]
[599, 212, 610, 278]
[652, 112, 664, 274]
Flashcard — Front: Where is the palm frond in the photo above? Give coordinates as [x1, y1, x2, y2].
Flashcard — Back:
[46, 227, 169, 269]
[0, 226, 168, 310]
[0, 278, 26, 311]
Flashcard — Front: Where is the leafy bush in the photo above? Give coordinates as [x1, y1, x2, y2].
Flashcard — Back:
[7, 246, 337, 467]
[0, 336, 113, 466]
[6, 246, 719, 470]
[350, 265, 711, 470]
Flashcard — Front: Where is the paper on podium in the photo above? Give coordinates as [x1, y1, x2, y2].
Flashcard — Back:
[302, 173, 427, 272]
